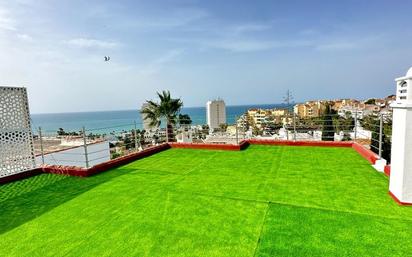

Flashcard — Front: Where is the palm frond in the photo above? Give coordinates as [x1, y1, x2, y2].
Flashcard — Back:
[141, 90, 183, 132]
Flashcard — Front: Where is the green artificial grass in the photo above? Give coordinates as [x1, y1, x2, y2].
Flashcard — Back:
[1, 145, 412, 256]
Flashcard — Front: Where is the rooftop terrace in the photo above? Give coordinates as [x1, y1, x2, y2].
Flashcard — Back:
[1, 145, 411, 256]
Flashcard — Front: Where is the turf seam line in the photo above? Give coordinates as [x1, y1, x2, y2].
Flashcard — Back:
[183, 152, 218, 175]
[252, 203, 270, 257]
[122, 168, 184, 176]
[268, 146, 283, 180]
[169, 189, 270, 204]
[166, 190, 412, 222]
[165, 152, 219, 188]
[168, 188, 412, 222]
[267, 201, 412, 222]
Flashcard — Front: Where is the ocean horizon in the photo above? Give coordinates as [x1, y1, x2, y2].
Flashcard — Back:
[31, 103, 290, 134]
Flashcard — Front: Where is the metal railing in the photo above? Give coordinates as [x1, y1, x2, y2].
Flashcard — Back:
[30, 111, 394, 168]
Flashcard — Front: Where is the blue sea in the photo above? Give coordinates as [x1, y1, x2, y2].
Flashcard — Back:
[31, 104, 288, 134]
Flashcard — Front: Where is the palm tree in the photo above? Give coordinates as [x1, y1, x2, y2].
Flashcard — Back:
[140, 90, 183, 142]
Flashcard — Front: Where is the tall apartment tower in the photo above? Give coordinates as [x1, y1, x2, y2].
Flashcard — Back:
[206, 99, 226, 130]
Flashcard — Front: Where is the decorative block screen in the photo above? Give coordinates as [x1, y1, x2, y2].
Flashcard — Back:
[0, 87, 36, 177]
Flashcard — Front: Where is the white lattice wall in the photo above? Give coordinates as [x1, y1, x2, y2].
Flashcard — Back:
[0, 86, 36, 177]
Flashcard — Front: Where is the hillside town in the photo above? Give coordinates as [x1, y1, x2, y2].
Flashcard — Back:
[149, 95, 394, 146]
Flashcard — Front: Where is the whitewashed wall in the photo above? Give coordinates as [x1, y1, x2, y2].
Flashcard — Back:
[35, 141, 110, 168]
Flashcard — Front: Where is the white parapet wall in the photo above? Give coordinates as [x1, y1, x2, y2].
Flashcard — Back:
[389, 67, 412, 204]
[0, 87, 36, 178]
[35, 141, 110, 168]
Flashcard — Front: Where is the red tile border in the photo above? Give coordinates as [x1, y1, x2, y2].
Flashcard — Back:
[351, 142, 379, 165]
[42, 165, 88, 177]
[389, 191, 412, 206]
[384, 165, 391, 176]
[249, 140, 382, 167]
[248, 139, 353, 148]
[168, 141, 250, 151]
[36, 140, 382, 178]
[0, 140, 388, 185]
[5, 139, 406, 206]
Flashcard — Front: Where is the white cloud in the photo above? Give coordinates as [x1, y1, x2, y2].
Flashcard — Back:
[66, 38, 118, 49]
[139, 49, 184, 76]
[17, 33, 33, 41]
[299, 29, 318, 36]
[0, 7, 17, 31]
[207, 40, 277, 52]
[316, 42, 357, 51]
[204, 38, 313, 52]
[232, 23, 271, 34]
[117, 7, 208, 31]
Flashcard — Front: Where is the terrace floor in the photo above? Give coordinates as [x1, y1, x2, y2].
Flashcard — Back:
[1, 145, 412, 256]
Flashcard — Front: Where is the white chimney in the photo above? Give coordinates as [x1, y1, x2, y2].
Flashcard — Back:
[389, 67, 412, 204]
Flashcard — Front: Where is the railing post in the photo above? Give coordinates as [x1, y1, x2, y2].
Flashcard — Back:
[354, 112, 358, 141]
[243, 122, 246, 139]
[38, 127, 45, 165]
[293, 113, 297, 141]
[165, 121, 169, 143]
[235, 116, 239, 145]
[82, 126, 89, 168]
[378, 113, 383, 158]
[134, 121, 139, 152]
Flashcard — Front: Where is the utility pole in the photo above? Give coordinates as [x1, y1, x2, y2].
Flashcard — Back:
[283, 90, 294, 140]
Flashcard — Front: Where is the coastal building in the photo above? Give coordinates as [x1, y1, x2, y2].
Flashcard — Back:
[246, 108, 288, 128]
[294, 101, 327, 118]
[337, 106, 368, 119]
[176, 130, 193, 143]
[247, 109, 268, 128]
[337, 104, 380, 119]
[295, 98, 392, 119]
[206, 99, 226, 130]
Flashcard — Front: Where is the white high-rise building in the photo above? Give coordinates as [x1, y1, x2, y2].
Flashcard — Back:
[206, 99, 226, 130]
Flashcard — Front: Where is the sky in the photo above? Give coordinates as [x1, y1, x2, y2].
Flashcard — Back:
[0, 0, 411, 113]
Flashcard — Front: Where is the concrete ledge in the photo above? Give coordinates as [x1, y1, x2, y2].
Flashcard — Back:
[42, 165, 88, 177]
[351, 142, 379, 165]
[372, 159, 387, 173]
[389, 191, 412, 206]
[169, 142, 242, 151]
[248, 139, 353, 148]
